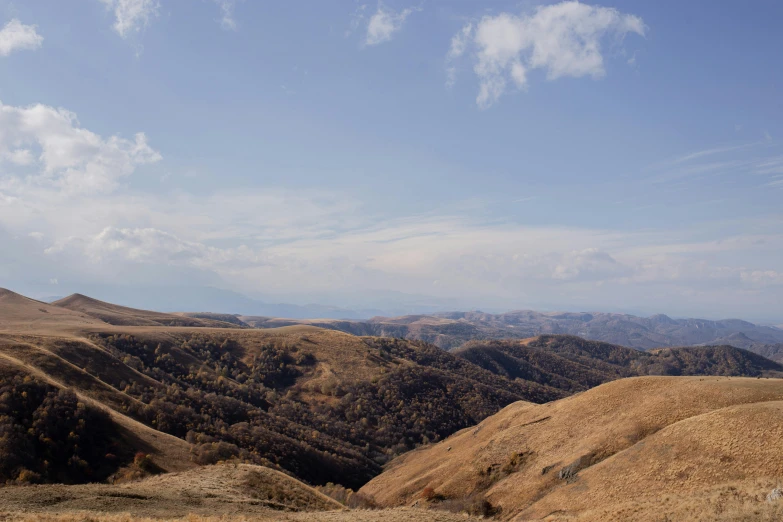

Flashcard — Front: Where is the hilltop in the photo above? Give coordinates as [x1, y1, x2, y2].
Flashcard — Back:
[0, 288, 106, 332]
[52, 294, 240, 328]
[360, 376, 783, 521]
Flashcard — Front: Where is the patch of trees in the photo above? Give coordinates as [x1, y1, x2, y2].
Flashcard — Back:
[0, 375, 132, 484]
[455, 336, 783, 390]
[86, 332, 533, 488]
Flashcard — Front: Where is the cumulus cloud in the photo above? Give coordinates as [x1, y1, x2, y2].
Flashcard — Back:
[99, 0, 160, 38]
[0, 100, 161, 193]
[0, 19, 43, 56]
[447, 1, 645, 107]
[2, 149, 35, 166]
[365, 3, 419, 46]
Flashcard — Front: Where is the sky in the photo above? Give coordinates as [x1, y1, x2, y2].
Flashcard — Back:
[0, 0, 782, 321]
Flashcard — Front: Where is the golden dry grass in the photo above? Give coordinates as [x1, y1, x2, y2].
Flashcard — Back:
[0, 464, 344, 518]
[538, 479, 783, 522]
[359, 376, 783, 521]
[0, 463, 478, 521]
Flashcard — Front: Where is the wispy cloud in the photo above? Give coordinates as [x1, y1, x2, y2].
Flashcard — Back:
[668, 142, 762, 165]
[0, 19, 43, 56]
[99, 0, 160, 38]
[214, 0, 240, 31]
[647, 137, 782, 186]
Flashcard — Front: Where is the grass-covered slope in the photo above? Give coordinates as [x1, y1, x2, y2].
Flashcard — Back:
[360, 376, 783, 521]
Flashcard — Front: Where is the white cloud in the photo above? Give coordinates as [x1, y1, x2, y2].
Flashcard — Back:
[446, 23, 472, 87]
[214, 0, 239, 31]
[0, 101, 161, 194]
[99, 0, 160, 38]
[448, 1, 645, 108]
[2, 148, 35, 166]
[365, 3, 419, 46]
[0, 19, 43, 56]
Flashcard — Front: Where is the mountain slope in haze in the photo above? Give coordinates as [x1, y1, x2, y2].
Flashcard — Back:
[52, 293, 241, 328]
[47, 284, 384, 320]
[360, 376, 783, 521]
[179, 312, 251, 327]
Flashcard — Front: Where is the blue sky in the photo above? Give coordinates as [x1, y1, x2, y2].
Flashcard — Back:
[1, 0, 782, 321]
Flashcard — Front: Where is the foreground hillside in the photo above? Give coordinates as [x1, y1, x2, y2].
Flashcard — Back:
[360, 376, 783, 521]
[246, 309, 783, 360]
[0, 463, 480, 521]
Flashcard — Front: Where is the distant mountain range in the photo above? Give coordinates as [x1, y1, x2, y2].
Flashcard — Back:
[237, 310, 783, 362]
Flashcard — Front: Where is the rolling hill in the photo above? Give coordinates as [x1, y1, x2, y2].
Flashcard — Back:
[359, 376, 783, 521]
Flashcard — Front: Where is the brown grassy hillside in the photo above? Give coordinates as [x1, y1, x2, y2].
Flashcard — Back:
[359, 376, 783, 520]
[0, 289, 104, 332]
[520, 400, 783, 521]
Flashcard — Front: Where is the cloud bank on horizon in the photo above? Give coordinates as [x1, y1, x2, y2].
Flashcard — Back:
[1, 0, 782, 321]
